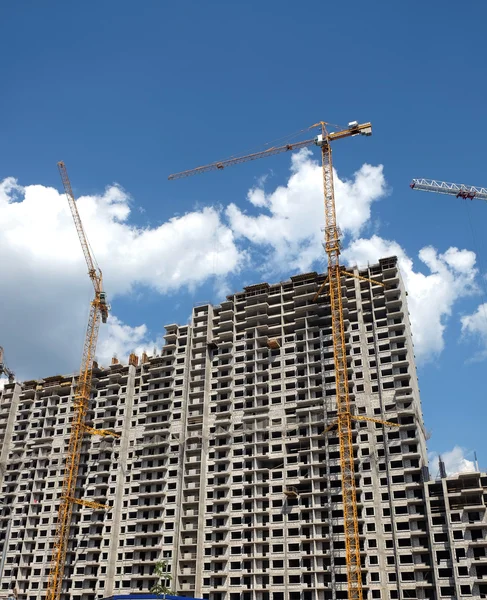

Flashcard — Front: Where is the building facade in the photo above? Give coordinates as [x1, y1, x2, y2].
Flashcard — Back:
[0, 256, 486, 600]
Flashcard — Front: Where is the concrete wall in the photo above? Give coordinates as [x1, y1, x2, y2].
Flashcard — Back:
[0, 258, 485, 600]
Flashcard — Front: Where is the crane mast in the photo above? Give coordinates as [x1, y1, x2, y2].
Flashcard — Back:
[410, 178, 487, 201]
[169, 120, 372, 600]
[47, 163, 112, 600]
[319, 128, 362, 598]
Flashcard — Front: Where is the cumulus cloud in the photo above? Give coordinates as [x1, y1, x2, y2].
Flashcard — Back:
[0, 153, 480, 380]
[226, 149, 387, 273]
[97, 316, 164, 365]
[0, 177, 243, 379]
[461, 302, 487, 360]
[429, 446, 476, 476]
[342, 235, 478, 362]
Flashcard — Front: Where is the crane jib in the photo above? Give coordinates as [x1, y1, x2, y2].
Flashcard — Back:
[410, 178, 487, 202]
[167, 121, 372, 181]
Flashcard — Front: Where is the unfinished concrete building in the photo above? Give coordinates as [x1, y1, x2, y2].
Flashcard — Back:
[0, 256, 486, 600]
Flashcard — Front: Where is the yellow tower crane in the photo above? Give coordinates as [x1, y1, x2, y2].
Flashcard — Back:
[169, 121, 397, 600]
[0, 346, 15, 384]
[47, 162, 118, 600]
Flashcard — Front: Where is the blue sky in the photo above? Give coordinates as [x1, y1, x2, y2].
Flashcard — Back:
[1, 1, 486, 473]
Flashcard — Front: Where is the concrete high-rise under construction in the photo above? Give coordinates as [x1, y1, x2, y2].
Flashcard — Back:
[0, 256, 486, 600]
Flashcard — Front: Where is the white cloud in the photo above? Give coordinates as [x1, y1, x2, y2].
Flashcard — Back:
[97, 316, 164, 365]
[0, 154, 480, 380]
[342, 235, 478, 363]
[226, 149, 387, 273]
[461, 302, 487, 360]
[0, 177, 243, 379]
[429, 446, 476, 476]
